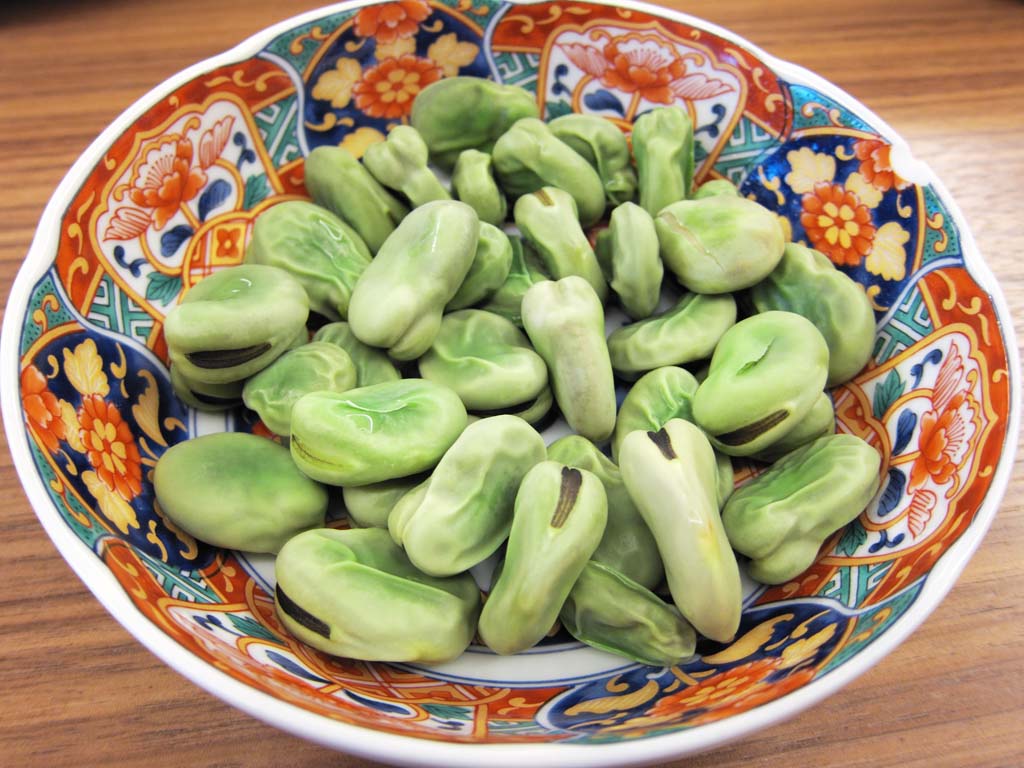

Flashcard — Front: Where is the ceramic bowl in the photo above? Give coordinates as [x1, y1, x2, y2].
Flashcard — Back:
[2, 0, 1019, 765]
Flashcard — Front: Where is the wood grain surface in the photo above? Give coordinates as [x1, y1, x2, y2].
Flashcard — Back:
[1, 0, 1022, 765]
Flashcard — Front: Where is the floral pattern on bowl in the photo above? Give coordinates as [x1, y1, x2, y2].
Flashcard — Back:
[3, 0, 1018, 764]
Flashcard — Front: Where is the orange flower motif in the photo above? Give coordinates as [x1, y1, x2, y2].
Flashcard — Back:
[129, 137, 207, 230]
[353, 56, 442, 118]
[906, 488, 937, 538]
[198, 116, 234, 171]
[215, 227, 242, 260]
[909, 392, 969, 489]
[354, 0, 431, 45]
[562, 34, 733, 105]
[600, 37, 685, 104]
[908, 343, 976, 491]
[648, 659, 815, 724]
[21, 364, 66, 453]
[854, 139, 910, 192]
[104, 118, 232, 242]
[77, 394, 142, 501]
[800, 182, 876, 267]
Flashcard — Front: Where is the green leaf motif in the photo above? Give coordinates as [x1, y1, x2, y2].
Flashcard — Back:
[145, 272, 182, 307]
[872, 369, 905, 418]
[243, 173, 270, 209]
[835, 519, 867, 556]
[227, 613, 282, 643]
[423, 703, 471, 721]
[544, 100, 574, 120]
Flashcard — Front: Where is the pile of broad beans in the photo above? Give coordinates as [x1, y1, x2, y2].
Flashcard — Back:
[154, 77, 882, 666]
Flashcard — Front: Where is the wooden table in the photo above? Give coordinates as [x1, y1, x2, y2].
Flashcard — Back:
[1, 0, 1021, 765]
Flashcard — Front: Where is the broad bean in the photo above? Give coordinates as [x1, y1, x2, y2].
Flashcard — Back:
[446, 223, 513, 311]
[723, 434, 881, 583]
[561, 561, 696, 665]
[165, 264, 308, 384]
[656, 196, 785, 294]
[514, 187, 607, 301]
[245, 200, 371, 320]
[593, 202, 663, 320]
[312, 321, 400, 387]
[693, 311, 829, 457]
[342, 475, 425, 529]
[389, 416, 546, 576]
[348, 200, 479, 360]
[693, 178, 739, 199]
[611, 366, 699, 461]
[619, 419, 742, 642]
[752, 391, 835, 463]
[275, 528, 479, 662]
[155, 433, 326, 553]
[242, 342, 357, 436]
[418, 309, 548, 413]
[169, 365, 243, 411]
[451, 149, 507, 226]
[750, 242, 875, 386]
[632, 106, 694, 215]
[303, 146, 408, 253]
[289, 379, 467, 486]
[548, 113, 637, 205]
[478, 461, 607, 654]
[611, 366, 735, 506]
[522, 277, 616, 442]
[493, 118, 606, 226]
[411, 76, 539, 168]
[547, 435, 663, 589]
[606, 292, 737, 378]
[362, 125, 451, 208]
[479, 236, 549, 327]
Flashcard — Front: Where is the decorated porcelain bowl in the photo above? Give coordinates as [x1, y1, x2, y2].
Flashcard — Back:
[2, 0, 1019, 765]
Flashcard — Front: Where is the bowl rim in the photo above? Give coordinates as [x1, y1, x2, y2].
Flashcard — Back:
[2, 0, 1020, 765]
